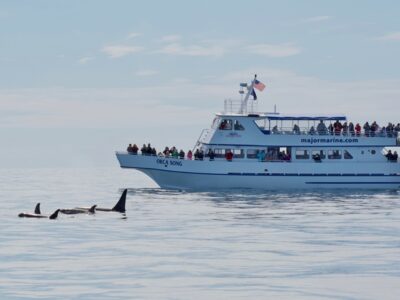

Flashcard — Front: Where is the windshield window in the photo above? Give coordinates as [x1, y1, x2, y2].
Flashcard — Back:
[219, 119, 232, 130]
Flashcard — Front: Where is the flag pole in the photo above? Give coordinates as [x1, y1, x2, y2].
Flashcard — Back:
[240, 74, 257, 114]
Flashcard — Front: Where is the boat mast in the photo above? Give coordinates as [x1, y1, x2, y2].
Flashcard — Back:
[239, 74, 257, 114]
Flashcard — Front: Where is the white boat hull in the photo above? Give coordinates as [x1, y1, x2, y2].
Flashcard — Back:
[116, 153, 400, 190]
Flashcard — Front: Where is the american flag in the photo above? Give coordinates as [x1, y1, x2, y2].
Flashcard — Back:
[254, 79, 266, 91]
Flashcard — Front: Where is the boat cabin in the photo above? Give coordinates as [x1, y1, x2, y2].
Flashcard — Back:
[197, 111, 398, 164]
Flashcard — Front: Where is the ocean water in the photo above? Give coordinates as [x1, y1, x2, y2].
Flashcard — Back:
[0, 168, 399, 300]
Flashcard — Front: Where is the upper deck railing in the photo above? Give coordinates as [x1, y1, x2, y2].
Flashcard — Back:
[224, 99, 258, 114]
[263, 126, 399, 138]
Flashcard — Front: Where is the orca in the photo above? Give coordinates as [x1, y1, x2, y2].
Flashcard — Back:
[19, 204, 60, 220]
[34, 203, 41, 214]
[60, 205, 96, 215]
[76, 189, 127, 213]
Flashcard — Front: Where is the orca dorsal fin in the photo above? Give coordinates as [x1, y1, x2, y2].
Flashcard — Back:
[34, 203, 41, 215]
[49, 209, 60, 220]
[89, 205, 97, 214]
[112, 189, 127, 213]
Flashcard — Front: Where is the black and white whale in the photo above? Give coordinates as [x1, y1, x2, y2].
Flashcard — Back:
[18, 203, 60, 219]
[60, 205, 97, 215]
[76, 189, 127, 213]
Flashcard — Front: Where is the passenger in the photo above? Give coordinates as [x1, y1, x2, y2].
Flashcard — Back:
[127, 144, 133, 153]
[342, 122, 348, 136]
[370, 121, 378, 137]
[257, 150, 265, 162]
[309, 126, 316, 135]
[234, 121, 244, 130]
[317, 120, 328, 135]
[194, 149, 200, 160]
[283, 153, 291, 161]
[272, 125, 279, 134]
[379, 127, 386, 137]
[151, 148, 157, 156]
[334, 120, 342, 135]
[393, 151, 398, 162]
[386, 123, 394, 137]
[163, 147, 170, 156]
[219, 120, 227, 130]
[172, 148, 179, 158]
[198, 149, 204, 161]
[225, 150, 233, 161]
[328, 123, 334, 135]
[179, 149, 185, 159]
[141, 144, 147, 155]
[157, 152, 163, 157]
[187, 150, 193, 160]
[265, 149, 274, 161]
[312, 153, 321, 162]
[363, 122, 370, 137]
[385, 150, 394, 161]
[272, 149, 279, 160]
[145, 143, 152, 154]
[293, 124, 300, 135]
[208, 149, 215, 161]
[131, 144, 138, 154]
[355, 123, 361, 136]
[278, 151, 286, 160]
[395, 123, 400, 134]
[348, 122, 355, 136]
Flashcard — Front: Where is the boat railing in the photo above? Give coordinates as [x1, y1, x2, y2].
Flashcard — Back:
[265, 126, 399, 138]
[224, 99, 258, 114]
[118, 151, 399, 163]
[192, 129, 210, 151]
[119, 152, 292, 162]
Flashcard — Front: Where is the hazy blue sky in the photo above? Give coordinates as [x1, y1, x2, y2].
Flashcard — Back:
[1, 0, 400, 167]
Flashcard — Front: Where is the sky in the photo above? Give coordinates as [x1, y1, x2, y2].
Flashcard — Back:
[1, 0, 400, 168]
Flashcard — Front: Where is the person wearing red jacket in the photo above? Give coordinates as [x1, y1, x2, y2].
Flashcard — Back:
[355, 123, 361, 136]
[225, 150, 233, 161]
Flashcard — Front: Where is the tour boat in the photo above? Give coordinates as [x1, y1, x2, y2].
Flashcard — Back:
[116, 76, 400, 190]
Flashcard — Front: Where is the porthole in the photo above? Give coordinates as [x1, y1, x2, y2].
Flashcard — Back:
[371, 150, 376, 155]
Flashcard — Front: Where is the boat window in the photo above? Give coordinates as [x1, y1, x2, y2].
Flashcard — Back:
[265, 147, 281, 161]
[211, 117, 219, 129]
[295, 150, 310, 159]
[312, 150, 326, 160]
[344, 150, 353, 159]
[247, 149, 260, 159]
[233, 120, 245, 131]
[233, 149, 244, 158]
[328, 150, 342, 159]
[214, 149, 225, 158]
[219, 119, 232, 130]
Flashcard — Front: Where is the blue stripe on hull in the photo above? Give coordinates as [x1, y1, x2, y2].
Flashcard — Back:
[306, 182, 400, 184]
[122, 166, 400, 179]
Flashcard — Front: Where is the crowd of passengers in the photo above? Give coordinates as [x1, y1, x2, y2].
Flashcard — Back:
[127, 143, 290, 162]
[272, 120, 400, 137]
[127, 143, 398, 162]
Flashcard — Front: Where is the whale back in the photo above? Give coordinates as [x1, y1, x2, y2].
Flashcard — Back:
[112, 189, 127, 213]
[49, 209, 60, 220]
[34, 203, 41, 214]
[88, 205, 97, 214]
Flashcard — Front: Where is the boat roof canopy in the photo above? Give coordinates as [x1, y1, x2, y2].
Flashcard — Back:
[267, 115, 347, 121]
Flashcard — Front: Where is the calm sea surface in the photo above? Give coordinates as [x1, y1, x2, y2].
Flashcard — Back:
[0, 168, 399, 300]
